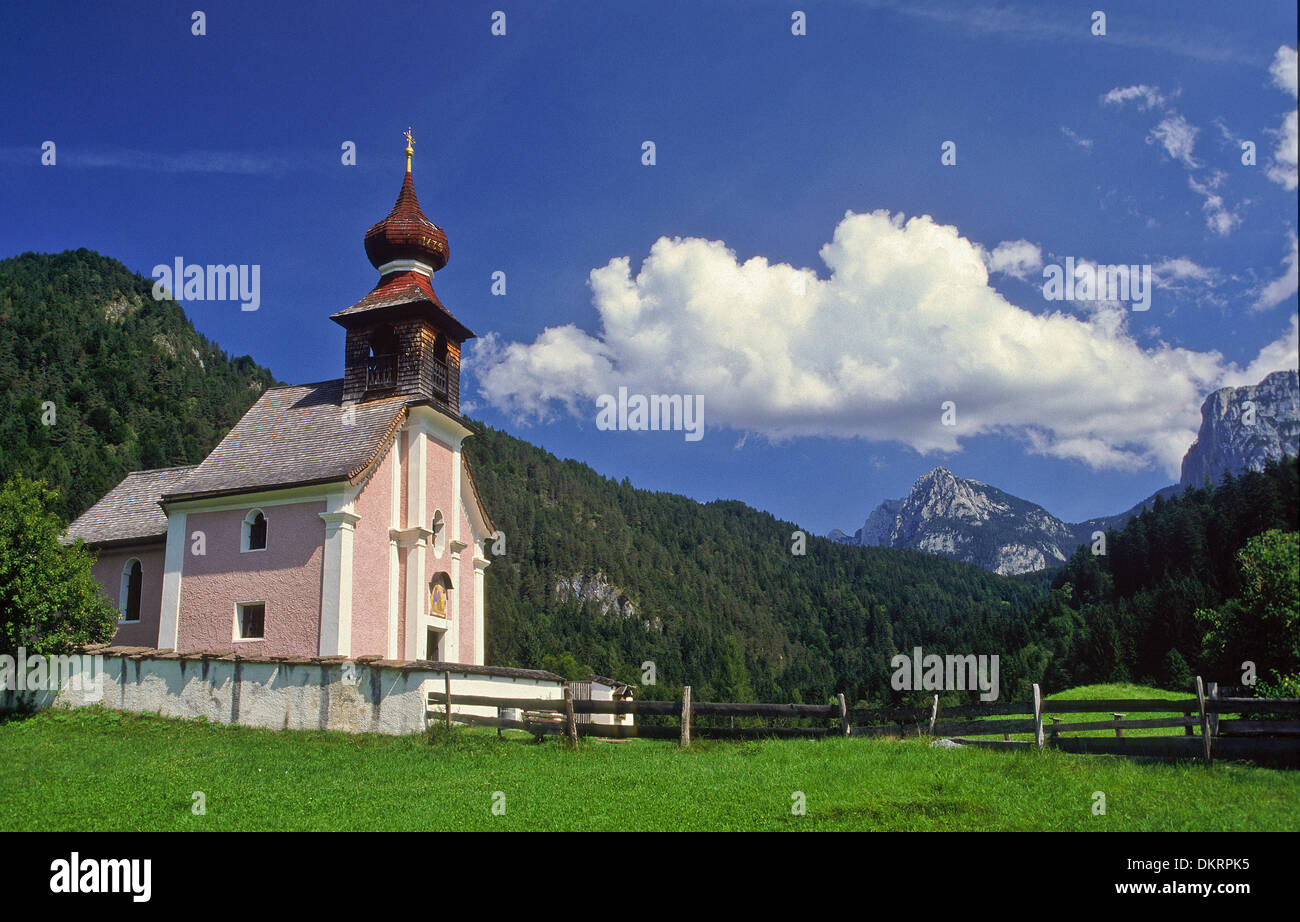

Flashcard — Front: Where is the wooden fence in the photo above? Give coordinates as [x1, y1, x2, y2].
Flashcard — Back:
[426, 675, 1300, 765]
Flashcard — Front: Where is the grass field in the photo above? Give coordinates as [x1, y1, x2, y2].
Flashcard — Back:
[2, 687, 1297, 831]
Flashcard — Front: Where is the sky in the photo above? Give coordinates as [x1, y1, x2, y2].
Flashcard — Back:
[2, 1, 1297, 536]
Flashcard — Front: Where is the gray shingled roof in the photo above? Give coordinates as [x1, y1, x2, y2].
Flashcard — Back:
[65, 466, 197, 546]
[162, 379, 408, 501]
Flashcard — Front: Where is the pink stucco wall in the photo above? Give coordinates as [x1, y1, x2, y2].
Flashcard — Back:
[177, 501, 325, 656]
[92, 543, 166, 647]
[351, 441, 395, 657]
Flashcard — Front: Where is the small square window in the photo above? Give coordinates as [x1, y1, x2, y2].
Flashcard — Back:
[236, 603, 265, 640]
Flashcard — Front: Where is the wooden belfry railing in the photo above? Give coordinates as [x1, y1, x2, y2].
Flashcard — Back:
[366, 353, 397, 390]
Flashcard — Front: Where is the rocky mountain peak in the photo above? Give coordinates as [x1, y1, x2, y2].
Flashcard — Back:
[1180, 370, 1299, 490]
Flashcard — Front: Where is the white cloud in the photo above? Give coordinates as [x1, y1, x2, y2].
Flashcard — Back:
[1103, 85, 1167, 110]
[1254, 232, 1299, 310]
[1270, 44, 1298, 98]
[1060, 125, 1094, 150]
[1103, 87, 1246, 232]
[1187, 171, 1242, 237]
[1266, 108, 1298, 190]
[1266, 46, 1299, 190]
[1148, 115, 1199, 168]
[1222, 314, 1300, 386]
[1153, 257, 1214, 283]
[0, 145, 287, 175]
[983, 239, 1043, 280]
[471, 211, 1291, 477]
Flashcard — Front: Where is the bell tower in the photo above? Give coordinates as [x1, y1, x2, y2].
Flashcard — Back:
[332, 129, 474, 415]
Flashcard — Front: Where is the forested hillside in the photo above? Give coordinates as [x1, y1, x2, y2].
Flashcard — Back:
[464, 421, 1048, 702]
[1022, 458, 1299, 690]
[6, 250, 1293, 708]
[0, 250, 278, 520]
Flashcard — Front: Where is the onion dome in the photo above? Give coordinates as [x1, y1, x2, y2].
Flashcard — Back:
[362, 130, 449, 274]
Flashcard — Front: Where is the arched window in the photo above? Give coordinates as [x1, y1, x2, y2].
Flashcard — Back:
[243, 509, 267, 552]
[118, 559, 142, 622]
[431, 509, 445, 555]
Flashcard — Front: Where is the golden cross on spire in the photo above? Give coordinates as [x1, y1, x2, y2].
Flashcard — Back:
[404, 127, 415, 173]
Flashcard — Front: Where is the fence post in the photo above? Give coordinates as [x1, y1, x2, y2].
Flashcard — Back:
[1048, 716, 1061, 743]
[1208, 682, 1220, 737]
[496, 705, 503, 739]
[928, 695, 940, 735]
[444, 671, 452, 731]
[1112, 713, 1126, 739]
[1195, 676, 1212, 767]
[1032, 684, 1044, 750]
[681, 685, 692, 748]
[838, 693, 850, 737]
[563, 686, 579, 747]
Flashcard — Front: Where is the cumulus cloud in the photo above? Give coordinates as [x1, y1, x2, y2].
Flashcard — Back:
[471, 212, 1291, 476]
[983, 239, 1043, 279]
[1102, 85, 1168, 110]
[1254, 232, 1299, 310]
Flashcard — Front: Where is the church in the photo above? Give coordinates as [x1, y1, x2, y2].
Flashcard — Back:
[67, 132, 495, 665]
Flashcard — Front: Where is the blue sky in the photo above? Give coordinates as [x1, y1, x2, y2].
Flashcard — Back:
[2, 1, 1296, 535]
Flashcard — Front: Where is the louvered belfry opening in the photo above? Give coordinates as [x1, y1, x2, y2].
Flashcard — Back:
[333, 132, 473, 415]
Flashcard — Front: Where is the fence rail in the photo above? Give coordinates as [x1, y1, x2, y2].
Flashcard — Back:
[425, 676, 1300, 765]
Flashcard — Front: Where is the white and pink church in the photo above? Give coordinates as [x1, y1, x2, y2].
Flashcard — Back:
[68, 136, 496, 666]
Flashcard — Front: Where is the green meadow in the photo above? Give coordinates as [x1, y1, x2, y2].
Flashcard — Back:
[2, 687, 1296, 832]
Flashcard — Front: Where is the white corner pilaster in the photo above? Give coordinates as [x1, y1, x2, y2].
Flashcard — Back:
[386, 538, 400, 659]
[450, 445, 463, 544]
[448, 542, 465, 662]
[403, 426, 429, 660]
[388, 432, 403, 659]
[473, 548, 490, 665]
[156, 510, 188, 650]
[319, 510, 361, 657]
[393, 526, 432, 659]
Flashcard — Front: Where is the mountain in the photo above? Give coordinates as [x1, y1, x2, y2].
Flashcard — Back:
[1180, 370, 1299, 490]
[0, 250, 279, 521]
[834, 467, 1085, 575]
[833, 370, 1300, 575]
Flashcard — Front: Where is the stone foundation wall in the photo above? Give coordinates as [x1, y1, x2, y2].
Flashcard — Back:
[1, 645, 565, 736]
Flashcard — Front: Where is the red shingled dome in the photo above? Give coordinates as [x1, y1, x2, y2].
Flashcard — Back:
[363, 170, 449, 273]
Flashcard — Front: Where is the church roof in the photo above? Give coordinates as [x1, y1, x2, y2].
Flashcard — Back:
[65, 465, 197, 546]
[161, 379, 408, 502]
